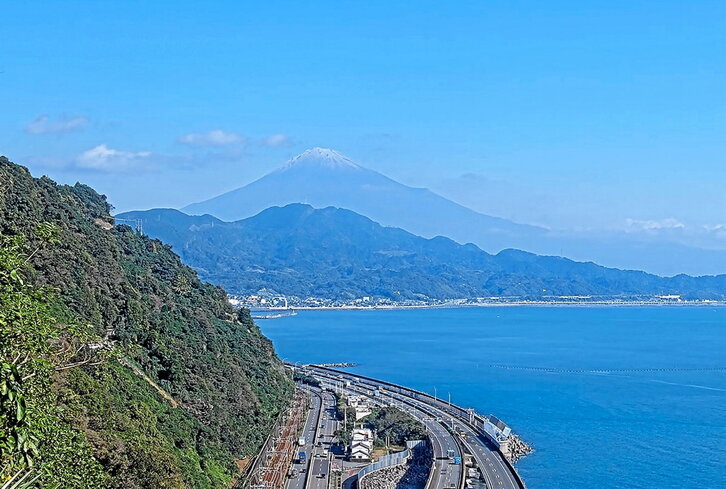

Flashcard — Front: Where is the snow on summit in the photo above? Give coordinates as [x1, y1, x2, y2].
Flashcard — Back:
[281, 147, 362, 171]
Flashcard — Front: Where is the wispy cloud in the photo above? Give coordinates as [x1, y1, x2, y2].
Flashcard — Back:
[178, 129, 245, 146]
[703, 224, 726, 240]
[624, 218, 686, 232]
[258, 133, 292, 147]
[25, 114, 88, 135]
[77, 144, 152, 172]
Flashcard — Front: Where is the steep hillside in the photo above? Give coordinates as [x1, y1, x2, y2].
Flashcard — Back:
[118, 204, 726, 301]
[0, 156, 292, 488]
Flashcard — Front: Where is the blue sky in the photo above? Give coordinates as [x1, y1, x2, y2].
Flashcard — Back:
[1, 1, 724, 240]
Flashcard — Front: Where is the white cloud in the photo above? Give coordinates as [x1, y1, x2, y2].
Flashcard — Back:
[25, 114, 88, 135]
[178, 129, 244, 146]
[77, 144, 152, 172]
[703, 224, 726, 240]
[624, 218, 686, 232]
[259, 133, 291, 147]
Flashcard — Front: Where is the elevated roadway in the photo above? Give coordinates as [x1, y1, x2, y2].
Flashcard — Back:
[299, 365, 526, 489]
[309, 373, 463, 489]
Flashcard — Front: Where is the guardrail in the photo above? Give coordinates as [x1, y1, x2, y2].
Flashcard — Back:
[357, 440, 426, 485]
[310, 365, 514, 447]
[305, 365, 527, 489]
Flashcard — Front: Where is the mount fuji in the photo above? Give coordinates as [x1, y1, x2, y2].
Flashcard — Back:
[182, 148, 548, 253]
[181, 148, 726, 275]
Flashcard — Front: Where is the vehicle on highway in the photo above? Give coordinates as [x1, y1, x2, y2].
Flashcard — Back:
[298, 451, 306, 464]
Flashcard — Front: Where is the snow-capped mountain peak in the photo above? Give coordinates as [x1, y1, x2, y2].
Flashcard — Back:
[281, 147, 362, 171]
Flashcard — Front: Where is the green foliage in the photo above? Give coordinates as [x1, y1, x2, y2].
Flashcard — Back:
[0, 234, 108, 488]
[293, 372, 321, 388]
[332, 395, 426, 449]
[117, 205, 726, 301]
[332, 395, 357, 446]
[0, 157, 293, 488]
[359, 407, 428, 447]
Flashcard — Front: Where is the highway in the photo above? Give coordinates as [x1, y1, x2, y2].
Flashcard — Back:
[311, 374, 463, 489]
[301, 365, 525, 489]
[357, 386, 462, 489]
[378, 389, 519, 489]
[286, 390, 322, 489]
[286, 388, 339, 489]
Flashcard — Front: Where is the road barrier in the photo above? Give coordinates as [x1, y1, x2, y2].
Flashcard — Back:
[304, 365, 527, 489]
[357, 440, 426, 486]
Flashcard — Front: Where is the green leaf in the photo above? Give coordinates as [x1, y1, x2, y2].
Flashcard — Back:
[16, 396, 26, 422]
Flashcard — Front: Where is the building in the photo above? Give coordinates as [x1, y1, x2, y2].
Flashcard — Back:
[349, 428, 374, 461]
[347, 395, 373, 420]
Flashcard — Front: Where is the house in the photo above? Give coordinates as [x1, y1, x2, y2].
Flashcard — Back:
[349, 428, 374, 461]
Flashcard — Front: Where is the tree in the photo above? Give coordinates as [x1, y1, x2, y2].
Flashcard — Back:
[0, 233, 108, 488]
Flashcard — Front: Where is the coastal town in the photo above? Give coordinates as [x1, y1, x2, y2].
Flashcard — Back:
[230, 293, 725, 311]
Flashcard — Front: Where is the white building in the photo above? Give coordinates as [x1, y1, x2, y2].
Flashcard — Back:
[347, 396, 373, 420]
[349, 428, 374, 461]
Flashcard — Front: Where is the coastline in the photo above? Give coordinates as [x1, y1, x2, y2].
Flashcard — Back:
[250, 300, 726, 312]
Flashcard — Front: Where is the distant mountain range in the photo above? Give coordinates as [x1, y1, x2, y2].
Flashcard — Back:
[117, 204, 726, 301]
[181, 148, 726, 276]
[182, 147, 545, 252]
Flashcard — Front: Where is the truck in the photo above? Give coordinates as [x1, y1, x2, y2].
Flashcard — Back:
[447, 449, 456, 459]
[453, 456, 462, 465]
[298, 451, 306, 464]
[298, 436, 306, 446]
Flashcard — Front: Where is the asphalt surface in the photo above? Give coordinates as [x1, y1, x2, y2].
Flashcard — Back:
[305, 366, 523, 489]
[286, 390, 322, 489]
[312, 376, 463, 489]
[286, 388, 340, 489]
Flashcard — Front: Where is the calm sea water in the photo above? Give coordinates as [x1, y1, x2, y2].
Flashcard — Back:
[261, 307, 726, 489]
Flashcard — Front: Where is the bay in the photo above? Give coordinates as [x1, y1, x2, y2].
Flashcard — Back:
[262, 307, 726, 489]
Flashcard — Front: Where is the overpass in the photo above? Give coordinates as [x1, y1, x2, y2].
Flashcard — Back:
[294, 364, 527, 489]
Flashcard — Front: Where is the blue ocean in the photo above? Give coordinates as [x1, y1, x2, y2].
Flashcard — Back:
[261, 307, 726, 489]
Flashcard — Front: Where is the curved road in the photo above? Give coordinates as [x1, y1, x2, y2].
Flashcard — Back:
[302, 365, 524, 489]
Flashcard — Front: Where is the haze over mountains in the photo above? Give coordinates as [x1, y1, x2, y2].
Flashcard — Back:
[118, 204, 726, 301]
[183, 148, 544, 252]
[182, 148, 726, 276]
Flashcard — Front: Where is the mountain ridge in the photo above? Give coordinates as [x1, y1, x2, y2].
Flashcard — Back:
[180, 148, 726, 276]
[118, 204, 726, 301]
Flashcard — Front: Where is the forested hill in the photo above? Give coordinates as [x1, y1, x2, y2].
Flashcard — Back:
[0, 156, 292, 488]
[118, 204, 726, 300]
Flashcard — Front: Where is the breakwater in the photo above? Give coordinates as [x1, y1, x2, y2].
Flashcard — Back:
[311, 362, 359, 368]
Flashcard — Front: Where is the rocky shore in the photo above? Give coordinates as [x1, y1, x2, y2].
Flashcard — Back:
[505, 434, 533, 463]
[360, 444, 431, 489]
